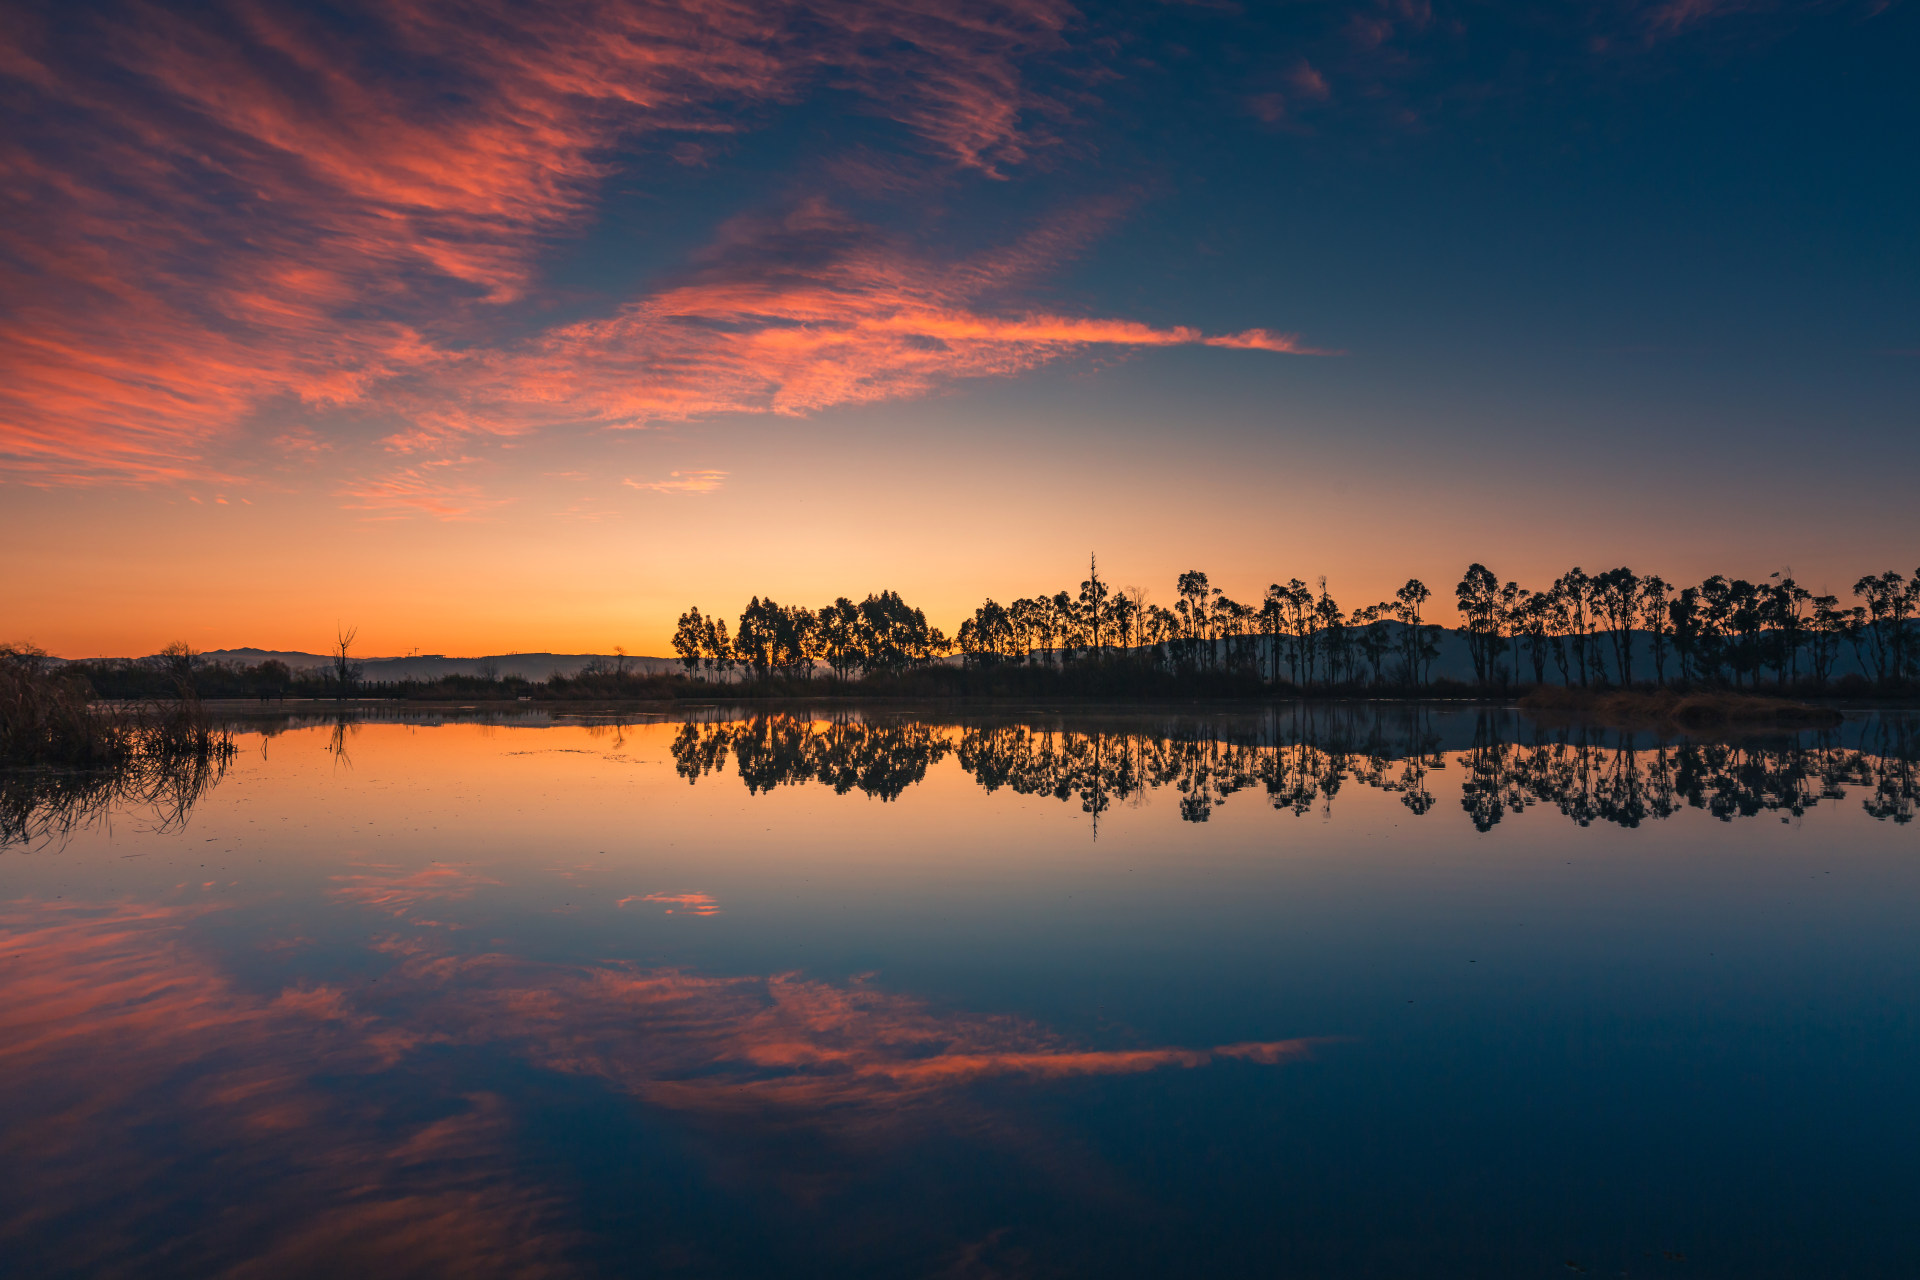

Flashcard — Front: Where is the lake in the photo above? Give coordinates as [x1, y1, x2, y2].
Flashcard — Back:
[3, 704, 1917, 1278]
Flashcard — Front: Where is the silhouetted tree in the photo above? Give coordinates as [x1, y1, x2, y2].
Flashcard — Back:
[1852, 570, 1916, 684]
[1554, 569, 1594, 687]
[1640, 576, 1671, 686]
[1175, 571, 1214, 672]
[1592, 567, 1641, 686]
[672, 608, 706, 677]
[1394, 579, 1432, 686]
[331, 627, 359, 701]
[1808, 594, 1846, 685]
[1515, 589, 1553, 686]
[1455, 563, 1503, 685]
[1079, 554, 1110, 655]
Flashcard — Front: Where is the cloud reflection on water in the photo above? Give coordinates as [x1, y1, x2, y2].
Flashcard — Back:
[0, 896, 1318, 1272]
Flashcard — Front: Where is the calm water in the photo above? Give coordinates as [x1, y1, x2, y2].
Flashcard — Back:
[3, 705, 1917, 1278]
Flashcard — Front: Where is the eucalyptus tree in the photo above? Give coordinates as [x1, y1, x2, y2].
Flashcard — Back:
[1591, 567, 1641, 686]
[1538, 586, 1572, 685]
[1353, 603, 1395, 685]
[1553, 569, 1594, 687]
[1314, 580, 1347, 686]
[1808, 595, 1847, 685]
[1009, 597, 1043, 665]
[1725, 579, 1764, 686]
[1260, 587, 1287, 682]
[1668, 587, 1703, 685]
[1121, 586, 1151, 652]
[1221, 598, 1267, 675]
[1695, 576, 1734, 682]
[958, 599, 1016, 667]
[987, 598, 1018, 662]
[1280, 579, 1316, 685]
[1852, 570, 1916, 684]
[1106, 589, 1140, 659]
[817, 598, 862, 681]
[1455, 563, 1503, 685]
[856, 590, 948, 674]
[1496, 580, 1525, 686]
[1145, 604, 1181, 670]
[704, 617, 734, 681]
[778, 603, 820, 679]
[672, 607, 707, 677]
[1839, 602, 1872, 680]
[1762, 578, 1810, 685]
[1909, 570, 1920, 682]
[1175, 571, 1216, 671]
[1514, 590, 1554, 686]
[1393, 579, 1431, 687]
[1042, 591, 1072, 661]
[955, 616, 985, 666]
[1639, 576, 1671, 686]
[1028, 595, 1060, 668]
[1078, 555, 1111, 655]
[734, 597, 780, 677]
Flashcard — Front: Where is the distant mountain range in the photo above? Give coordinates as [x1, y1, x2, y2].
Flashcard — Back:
[190, 649, 680, 682]
[66, 628, 1877, 686]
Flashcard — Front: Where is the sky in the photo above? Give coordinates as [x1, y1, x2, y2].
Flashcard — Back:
[3, 0, 1916, 658]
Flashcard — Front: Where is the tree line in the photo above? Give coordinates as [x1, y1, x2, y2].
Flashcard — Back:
[1454, 565, 1920, 690]
[673, 557, 1920, 691]
[673, 590, 947, 683]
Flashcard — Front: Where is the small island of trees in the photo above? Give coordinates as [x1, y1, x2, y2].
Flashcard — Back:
[665, 557, 1919, 697]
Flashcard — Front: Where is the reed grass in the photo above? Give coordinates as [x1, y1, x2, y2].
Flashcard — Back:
[2, 647, 237, 848]
[3, 647, 234, 763]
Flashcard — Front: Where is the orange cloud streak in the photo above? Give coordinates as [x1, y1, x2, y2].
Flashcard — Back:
[441, 201, 1324, 436]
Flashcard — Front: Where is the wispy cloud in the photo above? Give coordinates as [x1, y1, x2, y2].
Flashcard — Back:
[618, 891, 722, 913]
[0, 0, 1083, 484]
[338, 462, 509, 520]
[329, 863, 501, 921]
[623, 471, 730, 494]
[444, 201, 1326, 433]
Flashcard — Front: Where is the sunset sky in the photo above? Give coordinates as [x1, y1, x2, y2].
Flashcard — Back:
[5, 0, 1915, 658]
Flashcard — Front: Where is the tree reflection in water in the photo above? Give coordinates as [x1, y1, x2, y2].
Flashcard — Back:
[0, 750, 234, 849]
[668, 708, 1920, 832]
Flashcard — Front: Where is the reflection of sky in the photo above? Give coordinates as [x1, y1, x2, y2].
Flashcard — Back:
[8, 2, 1918, 657]
[5, 718, 1920, 1275]
[0, 898, 1316, 1275]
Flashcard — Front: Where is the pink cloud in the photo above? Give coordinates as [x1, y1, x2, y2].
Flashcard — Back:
[329, 863, 501, 923]
[1287, 60, 1332, 101]
[0, 0, 1090, 485]
[337, 462, 511, 520]
[0, 896, 1331, 1264]
[437, 201, 1327, 433]
[619, 890, 723, 912]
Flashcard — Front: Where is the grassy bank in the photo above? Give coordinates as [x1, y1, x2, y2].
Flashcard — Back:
[2, 647, 234, 766]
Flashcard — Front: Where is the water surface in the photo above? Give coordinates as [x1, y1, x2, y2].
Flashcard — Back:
[4, 706, 1917, 1278]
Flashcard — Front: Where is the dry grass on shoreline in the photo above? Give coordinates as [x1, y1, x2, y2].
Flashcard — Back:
[2, 647, 235, 767]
